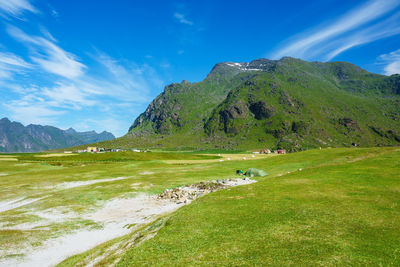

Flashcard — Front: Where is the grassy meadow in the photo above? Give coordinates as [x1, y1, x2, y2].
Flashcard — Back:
[116, 147, 400, 266]
[0, 147, 399, 266]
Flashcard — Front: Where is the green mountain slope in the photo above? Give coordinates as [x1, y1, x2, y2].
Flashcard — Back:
[107, 57, 400, 151]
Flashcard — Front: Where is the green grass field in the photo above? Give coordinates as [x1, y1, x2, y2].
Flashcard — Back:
[0, 147, 399, 266]
[116, 148, 400, 266]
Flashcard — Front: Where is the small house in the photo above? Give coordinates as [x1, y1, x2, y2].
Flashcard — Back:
[260, 149, 271, 154]
[276, 149, 286, 154]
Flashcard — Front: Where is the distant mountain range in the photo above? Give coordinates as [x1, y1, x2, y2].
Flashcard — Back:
[99, 57, 399, 151]
[0, 118, 115, 152]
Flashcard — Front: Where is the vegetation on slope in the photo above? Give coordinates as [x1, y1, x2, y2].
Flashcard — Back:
[99, 57, 399, 151]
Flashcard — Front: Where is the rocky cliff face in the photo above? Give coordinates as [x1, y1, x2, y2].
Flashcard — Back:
[124, 57, 400, 151]
[0, 118, 115, 152]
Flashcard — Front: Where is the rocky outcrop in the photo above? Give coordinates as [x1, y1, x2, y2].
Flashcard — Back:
[157, 178, 255, 204]
[249, 101, 275, 120]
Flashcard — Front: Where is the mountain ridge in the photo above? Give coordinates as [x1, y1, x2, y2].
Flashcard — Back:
[0, 118, 115, 152]
[82, 57, 400, 151]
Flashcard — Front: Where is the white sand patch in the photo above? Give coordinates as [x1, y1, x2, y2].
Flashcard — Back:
[139, 171, 154, 175]
[53, 177, 130, 190]
[0, 197, 43, 213]
[30, 209, 77, 222]
[0, 209, 77, 231]
[88, 194, 181, 224]
[2, 195, 183, 267]
[34, 153, 77, 158]
[221, 178, 257, 187]
[1, 224, 132, 267]
[0, 179, 256, 267]
[130, 182, 142, 189]
[0, 173, 8, 176]
[0, 222, 47, 231]
[0, 158, 17, 161]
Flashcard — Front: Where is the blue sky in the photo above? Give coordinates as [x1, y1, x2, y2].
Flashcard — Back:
[0, 0, 400, 136]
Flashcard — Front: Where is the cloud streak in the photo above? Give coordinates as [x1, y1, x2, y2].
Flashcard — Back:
[0, 0, 38, 17]
[93, 52, 162, 102]
[0, 5, 164, 136]
[7, 26, 86, 79]
[1, 48, 163, 135]
[378, 49, 400, 75]
[0, 51, 32, 78]
[174, 12, 193, 25]
[4, 95, 66, 126]
[271, 0, 400, 61]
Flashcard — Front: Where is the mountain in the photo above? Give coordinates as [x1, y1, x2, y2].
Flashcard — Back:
[64, 128, 115, 144]
[107, 57, 399, 151]
[0, 118, 115, 152]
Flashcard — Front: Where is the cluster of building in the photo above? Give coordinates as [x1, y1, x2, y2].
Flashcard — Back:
[72, 147, 143, 153]
[254, 149, 287, 154]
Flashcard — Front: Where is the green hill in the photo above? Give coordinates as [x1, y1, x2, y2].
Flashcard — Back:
[102, 57, 400, 151]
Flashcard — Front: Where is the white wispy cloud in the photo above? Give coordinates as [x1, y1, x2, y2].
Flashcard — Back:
[0, 51, 32, 78]
[50, 8, 58, 18]
[271, 0, 400, 61]
[378, 49, 400, 75]
[42, 82, 98, 109]
[4, 95, 65, 126]
[2, 17, 163, 136]
[323, 12, 400, 60]
[2, 81, 99, 128]
[93, 52, 162, 102]
[0, 0, 38, 18]
[2, 49, 163, 135]
[174, 12, 193, 25]
[7, 26, 86, 79]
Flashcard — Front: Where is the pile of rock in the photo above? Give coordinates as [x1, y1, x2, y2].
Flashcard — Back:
[157, 178, 255, 204]
[157, 187, 196, 204]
